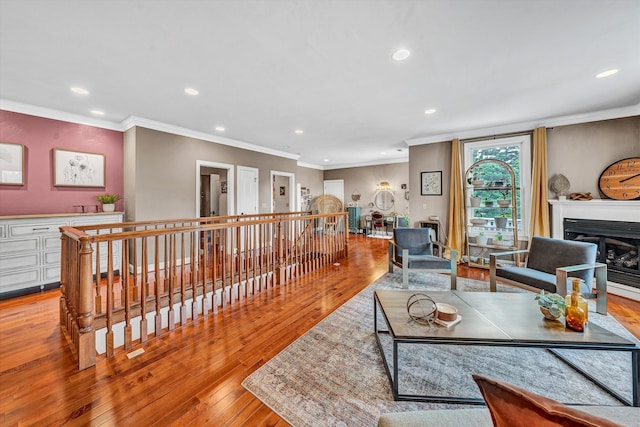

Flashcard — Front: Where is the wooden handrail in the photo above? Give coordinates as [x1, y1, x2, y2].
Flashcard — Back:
[59, 211, 347, 370]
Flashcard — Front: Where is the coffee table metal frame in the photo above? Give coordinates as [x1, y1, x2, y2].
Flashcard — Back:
[373, 290, 640, 406]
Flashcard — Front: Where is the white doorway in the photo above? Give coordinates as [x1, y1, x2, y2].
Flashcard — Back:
[270, 170, 295, 213]
[237, 166, 259, 215]
[323, 179, 344, 206]
[196, 160, 234, 217]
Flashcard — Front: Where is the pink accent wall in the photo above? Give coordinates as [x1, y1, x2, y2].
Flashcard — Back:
[0, 110, 124, 216]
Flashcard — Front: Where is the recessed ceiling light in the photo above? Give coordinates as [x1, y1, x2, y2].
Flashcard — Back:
[184, 87, 199, 95]
[215, 126, 225, 132]
[381, 152, 387, 155]
[70, 87, 89, 95]
[324, 159, 329, 162]
[424, 108, 437, 115]
[595, 69, 619, 78]
[294, 129, 304, 135]
[392, 49, 411, 61]
[90, 109, 104, 116]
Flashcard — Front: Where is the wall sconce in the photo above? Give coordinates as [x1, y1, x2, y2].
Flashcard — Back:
[376, 181, 392, 191]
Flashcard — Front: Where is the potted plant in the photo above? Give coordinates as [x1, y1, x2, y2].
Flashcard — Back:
[96, 193, 120, 212]
[476, 231, 488, 246]
[470, 195, 481, 207]
[494, 213, 508, 229]
[398, 214, 410, 227]
[535, 290, 566, 320]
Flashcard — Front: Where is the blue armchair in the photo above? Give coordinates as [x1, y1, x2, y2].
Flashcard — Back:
[388, 227, 457, 289]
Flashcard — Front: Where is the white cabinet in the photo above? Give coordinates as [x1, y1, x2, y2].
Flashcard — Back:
[0, 212, 123, 297]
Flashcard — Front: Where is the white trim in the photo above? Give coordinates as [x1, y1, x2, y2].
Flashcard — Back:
[122, 116, 300, 160]
[323, 157, 408, 171]
[296, 161, 324, 170]
[0, 99, 123, 131]
[196, 160, 234, 217]
[406, 103, 640, 146]
[270, 170, 295, 213]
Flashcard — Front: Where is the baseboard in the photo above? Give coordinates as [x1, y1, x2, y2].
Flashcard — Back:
[607, 281, 640, 302]
[0, 282, 60, 301]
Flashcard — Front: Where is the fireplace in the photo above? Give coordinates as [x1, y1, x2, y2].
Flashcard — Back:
[564, 218, 640, 289]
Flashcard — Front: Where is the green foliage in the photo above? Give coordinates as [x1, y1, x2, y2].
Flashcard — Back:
[495, 232, 503, 241]
[535, 290, 566, 318]
[96, 193, 120, 204]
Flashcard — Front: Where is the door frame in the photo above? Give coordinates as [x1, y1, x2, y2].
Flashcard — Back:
[196, 160, 234, 217]
[270, 170, 295, 213]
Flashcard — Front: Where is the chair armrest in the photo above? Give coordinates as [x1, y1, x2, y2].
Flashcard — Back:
[489, 249, 530, 293]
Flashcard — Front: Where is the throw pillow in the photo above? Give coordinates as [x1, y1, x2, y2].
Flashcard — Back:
[472, 374, 624, 427]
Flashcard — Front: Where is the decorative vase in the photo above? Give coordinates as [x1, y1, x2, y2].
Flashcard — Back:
[565, 278, 588, 324]
[102, 203, 115, 212]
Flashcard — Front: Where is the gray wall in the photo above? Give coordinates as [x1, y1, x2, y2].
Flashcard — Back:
[128, 127, 298, 221]
[547, 116, 640, 197]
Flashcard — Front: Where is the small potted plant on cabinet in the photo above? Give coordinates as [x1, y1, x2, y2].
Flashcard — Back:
[96, 193, 120, 212]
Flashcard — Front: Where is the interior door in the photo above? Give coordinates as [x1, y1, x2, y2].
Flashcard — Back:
[237, 166, 259, 215]
[323, 179, 344, 205]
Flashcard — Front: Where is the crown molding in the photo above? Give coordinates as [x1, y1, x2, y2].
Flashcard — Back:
[296, 161, 324, 170]
[0, 99, 124, 131]
[121, 116, 300, 160]
[323, 156, 408, 171]
[406, 103, 640, 146]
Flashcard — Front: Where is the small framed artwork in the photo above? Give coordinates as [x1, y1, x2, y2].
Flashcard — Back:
[279, 186, 286, 196]
[0, 142, 25, 185]
[420, 171, 442, 196]
[221, 181, 227, 194]
[53, 148, 105, 187]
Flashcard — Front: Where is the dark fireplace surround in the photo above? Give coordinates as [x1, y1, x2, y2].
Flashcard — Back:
[564, 218, 640, 289]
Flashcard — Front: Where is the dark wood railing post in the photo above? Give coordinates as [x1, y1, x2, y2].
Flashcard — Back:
[77, 236, 96, 370]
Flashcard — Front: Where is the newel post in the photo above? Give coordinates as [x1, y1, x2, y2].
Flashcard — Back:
[77, 237, 96, 370]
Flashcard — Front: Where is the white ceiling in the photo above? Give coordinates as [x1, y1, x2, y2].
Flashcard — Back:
[1, 0, 639, 169]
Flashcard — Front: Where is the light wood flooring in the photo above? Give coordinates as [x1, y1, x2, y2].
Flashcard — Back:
[1, 234, 638, 426]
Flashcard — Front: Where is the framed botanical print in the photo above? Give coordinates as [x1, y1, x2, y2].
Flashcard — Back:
[0, 142, 25, 185]
[420, 171, 442, 196]
[53, 148, 105, 187]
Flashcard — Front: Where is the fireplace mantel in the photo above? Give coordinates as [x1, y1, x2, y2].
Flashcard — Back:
[549, 199, 640, 300]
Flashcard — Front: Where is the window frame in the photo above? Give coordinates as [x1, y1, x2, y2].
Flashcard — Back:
[463, 134, 532, 241]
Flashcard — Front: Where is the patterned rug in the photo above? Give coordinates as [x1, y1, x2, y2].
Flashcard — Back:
[242, 271, 638, 426]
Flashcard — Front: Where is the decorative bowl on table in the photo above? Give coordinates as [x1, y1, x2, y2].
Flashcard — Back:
[540, 306, 562, 321]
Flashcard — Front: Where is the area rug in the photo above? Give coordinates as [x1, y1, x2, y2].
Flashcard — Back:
[242, 271, 638, 426]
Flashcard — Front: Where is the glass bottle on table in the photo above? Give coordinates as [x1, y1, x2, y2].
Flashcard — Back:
[566, 292, 586, 332]
[565, 277, 588, 324]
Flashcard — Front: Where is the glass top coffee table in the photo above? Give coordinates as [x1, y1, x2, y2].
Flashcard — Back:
[374, 289, 640, 406]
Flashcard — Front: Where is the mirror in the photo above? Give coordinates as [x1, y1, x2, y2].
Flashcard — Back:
[374, 190, 394, 211]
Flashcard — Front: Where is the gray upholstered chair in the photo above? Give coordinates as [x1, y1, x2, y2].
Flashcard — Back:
[388, 227, 457, 289]
[489, 236, 607, 314]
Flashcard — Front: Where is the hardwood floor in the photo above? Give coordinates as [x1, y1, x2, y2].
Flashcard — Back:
[1, 234, 638, 426]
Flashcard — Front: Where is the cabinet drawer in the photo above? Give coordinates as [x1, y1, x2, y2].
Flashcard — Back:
[0, 268, 40, 292]
[44, 251, 61, 265]
[43, 265, 61, 282]
[43, 236, 62, 251]
[0, 237, 39, 254]
[0, 252, 40, 272]
[9, 222, 66, 237]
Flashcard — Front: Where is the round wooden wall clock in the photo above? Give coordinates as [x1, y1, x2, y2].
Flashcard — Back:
[598, 157, 640, 200]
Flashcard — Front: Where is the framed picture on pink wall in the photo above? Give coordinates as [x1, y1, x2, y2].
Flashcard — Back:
[53, 148, 105, 187]
[0, 142, 24, 185]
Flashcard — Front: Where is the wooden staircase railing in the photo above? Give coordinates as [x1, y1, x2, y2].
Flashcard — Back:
[59, 211, 348, 370]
